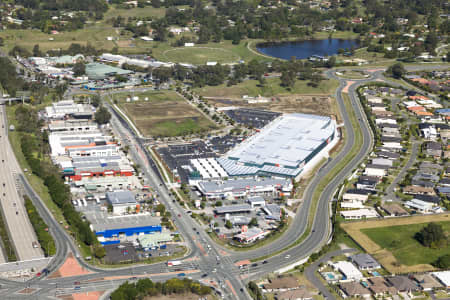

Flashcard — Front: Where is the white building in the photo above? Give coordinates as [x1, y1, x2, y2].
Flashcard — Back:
[404, 199, 434, 212]
[432, 271, 450, 288]
[217, 113, 338, 180]
[67, 144, 120, 158]
[340, 208, 378, 220]
[45, 100, 92, 120]
[332, 261, 363, 281]
[364, 167, 386, 177]
[106, 190, 138, 214]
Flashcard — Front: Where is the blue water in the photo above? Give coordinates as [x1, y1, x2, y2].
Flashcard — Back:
[326, 273, 335, 280]
[256, 39, 360, 60]
[372, 271, 381, 276]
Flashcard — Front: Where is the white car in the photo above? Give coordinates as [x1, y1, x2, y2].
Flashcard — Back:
[285, 255, 291, 259]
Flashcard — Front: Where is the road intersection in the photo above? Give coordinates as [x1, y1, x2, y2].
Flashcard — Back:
[0, 66, 429, 299]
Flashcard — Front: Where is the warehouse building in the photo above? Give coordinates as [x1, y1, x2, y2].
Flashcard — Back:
[67, 144, 120, 158]
[88, 213, 162, 244]
[196, 178, 293, 200]
[85, 63, 132, 80]
[45, 100, 93, 120]
[217, 113, 338, 180]
[106, 190, 138, 214]
[138, 232, 173, 250]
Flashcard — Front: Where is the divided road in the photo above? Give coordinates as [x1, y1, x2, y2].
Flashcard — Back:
[0, 105, 43, 261]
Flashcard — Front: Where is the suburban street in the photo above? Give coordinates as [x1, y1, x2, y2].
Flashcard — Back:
[0, 64, 441, 299]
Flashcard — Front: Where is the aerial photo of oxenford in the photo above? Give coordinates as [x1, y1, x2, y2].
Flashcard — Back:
[0, 0, 448, 299]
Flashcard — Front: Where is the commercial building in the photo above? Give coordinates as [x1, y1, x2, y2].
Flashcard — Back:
[48, 120, 98, 133]
[138, 232, 172, 250]
[196, 178, 293, 200]
[45, 100, 93, 120]
[67, 144, 120, 158]
[214, 204, 252, 215]
[217, 113, 338, 180]
[48, 131, 110, 156]
[247, 196, 266, 208]
[234, 227, 270, 244]
[106, 190, 138, 214]
[85, 63, 132, 80]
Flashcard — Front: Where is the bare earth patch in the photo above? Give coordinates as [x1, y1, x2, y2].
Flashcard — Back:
[209, 95, 341, 122]
[47, 253, 93, 278]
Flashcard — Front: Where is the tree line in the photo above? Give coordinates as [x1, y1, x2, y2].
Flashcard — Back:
[15, 105, 103, 257]
[110, 278, 211, 300]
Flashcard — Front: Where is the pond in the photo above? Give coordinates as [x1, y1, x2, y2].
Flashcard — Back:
[256, 38, 360, 60]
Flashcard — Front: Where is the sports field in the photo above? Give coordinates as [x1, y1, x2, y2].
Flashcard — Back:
[114, 90, 217, 137]
[341, 214, 450, 273]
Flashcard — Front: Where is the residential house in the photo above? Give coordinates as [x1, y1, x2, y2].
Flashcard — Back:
[356, 176, 378, 191]
[386, 276, 420, 293]
[376, 151, 400, 160]
[432, 271, 450, 289]
[332, 261, 363, 281]
[372, 158, 394, 167]
[436, 186, 450, 196]
[340, 208, 379, 220]
[368, 277, 397, 296]
[350, 253, 381, 270]
[264, 276, 299, 292]
[339, 281, 371, 298]
[412, 274, 443, 291]
[381, 203, 409, 217]
[413, 194, 441, 204]
[424, 141, 442, 158]
[364, 164, 389, 177]
[403, 185, 436, 196]
[404, 199, 434, 212]
[275, 287, 312, 300]
[411, 180, 435, 188]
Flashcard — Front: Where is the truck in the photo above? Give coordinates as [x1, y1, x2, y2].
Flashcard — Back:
[167, 260, 182, 267]
[177, 273, 185, 277]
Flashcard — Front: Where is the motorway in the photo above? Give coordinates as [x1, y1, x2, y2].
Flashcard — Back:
[0, 65, 431, 299]
[0, 105, 43, 261]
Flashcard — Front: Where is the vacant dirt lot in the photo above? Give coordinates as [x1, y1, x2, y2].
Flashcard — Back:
[210, 95, 341, 122]
[341, 214, 450, 273]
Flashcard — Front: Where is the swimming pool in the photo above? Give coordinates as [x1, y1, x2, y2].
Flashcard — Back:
[372, 271, 381, 276]
[326, 273, 336, 280]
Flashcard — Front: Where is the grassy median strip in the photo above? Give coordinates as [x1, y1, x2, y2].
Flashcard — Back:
[251, 92, 365, 262]
[24, 195, 56, 256]
[0, 209, 17, 262]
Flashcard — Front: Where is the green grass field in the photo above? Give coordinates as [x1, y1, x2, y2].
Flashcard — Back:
[362, 221, 450, 266]
[162, 47, 241, 64]
[113, 90, 217, 137]
[194, 77, 340, 98]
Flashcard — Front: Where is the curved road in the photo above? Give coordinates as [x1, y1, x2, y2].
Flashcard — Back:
[0, 66, 423, 299]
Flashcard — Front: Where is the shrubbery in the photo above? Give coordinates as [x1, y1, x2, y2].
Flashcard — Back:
[111, 278, 211, 300]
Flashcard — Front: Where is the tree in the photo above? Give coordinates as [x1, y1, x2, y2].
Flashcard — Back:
[280, 70, 296, 88]
[94, 245, 106, 259]
[325, 56, 336, 68]
[73, 61, 86, 77]
[91, 94, 101, 107]
[415, 222, 447, 248]
[225, 220, 232, 229]
[434, 254, 450, 269]
[94, 106, 111, 125]
[249, 217, 258, 227]
[215, 201, 222, 207]
[387, 63, 406, 79]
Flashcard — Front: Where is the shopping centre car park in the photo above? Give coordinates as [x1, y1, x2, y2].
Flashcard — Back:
[223, 108, 281, 129]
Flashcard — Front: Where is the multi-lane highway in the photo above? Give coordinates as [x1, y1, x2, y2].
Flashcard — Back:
[0, 105, 43, 261]
[0, 65, 431, 299]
